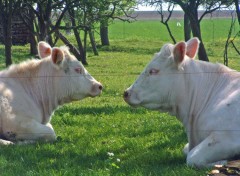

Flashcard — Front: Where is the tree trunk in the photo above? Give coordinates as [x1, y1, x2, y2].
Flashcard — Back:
[184, 13, 191, 41]
[89, 29, 98, 55]
[190, 19, 209, 62]
[73, 28, 85, 62]
[1, 4, 13, 67]
[37, 3, 51, 42]
[29, 32, 37, 56]
[100, 20, 110, 46]
[165, 22, 176, 44]
[68, 8, 85, 62]
[29, 9, 37, 55]
[68, 9, 86, 63]
[4, 25, 12, 66]
[185, 5, 209, 62]
[83, 30, 88, 65]
[234, 0, 240, 25]
[55, 31, 88, 65]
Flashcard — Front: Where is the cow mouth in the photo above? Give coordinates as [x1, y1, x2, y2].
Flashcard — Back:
[126, 101, 162, 110]
[89, 91, 102, 97]
[124, 100, 140, 107]
[124, 95, 141, 107]
[143, 103, 172, 112]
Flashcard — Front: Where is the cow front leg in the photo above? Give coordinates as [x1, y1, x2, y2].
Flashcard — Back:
[183, 143, 189, 156]
[186, 132, 240, 168]
[3, 119, 56, 143]
[0, 139, 14, 145]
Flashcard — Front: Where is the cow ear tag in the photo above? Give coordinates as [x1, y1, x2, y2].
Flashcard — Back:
[52, 48, 64, 65]
[173, 41, 186, 66]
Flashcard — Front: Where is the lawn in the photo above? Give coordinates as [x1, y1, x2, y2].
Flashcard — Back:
[0, 18, 239, 176]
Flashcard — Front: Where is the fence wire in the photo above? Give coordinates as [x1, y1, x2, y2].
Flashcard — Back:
[1, 69, 240, 136]
[0, 70, 239, 78]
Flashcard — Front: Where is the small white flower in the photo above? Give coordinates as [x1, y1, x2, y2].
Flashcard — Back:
[116, 158, 120, 162]
[107, 152, 114, 157]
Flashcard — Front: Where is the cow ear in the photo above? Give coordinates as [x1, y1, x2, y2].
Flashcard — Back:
[173, 41, 186, 66]
[186, 37, 200, 59]
[51, 48, 64, 66]
[38, 41, 52, 58]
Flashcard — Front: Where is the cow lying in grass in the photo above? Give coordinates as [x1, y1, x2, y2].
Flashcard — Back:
[0, 42, 102, 145]
[124, 37, 240, 168]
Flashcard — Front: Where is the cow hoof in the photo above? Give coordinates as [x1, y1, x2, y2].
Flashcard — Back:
[0, 139, 14, 145]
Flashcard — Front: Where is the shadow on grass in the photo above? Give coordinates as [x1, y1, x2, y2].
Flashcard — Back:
[0, 120, 207, 176]
[98, 44, 160, 55]
[57, 104, 148, 116]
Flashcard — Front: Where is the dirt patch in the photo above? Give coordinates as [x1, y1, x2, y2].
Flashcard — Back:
[208, 160, 240, 176]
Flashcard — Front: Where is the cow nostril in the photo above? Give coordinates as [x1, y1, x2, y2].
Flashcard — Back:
[123, 91, 129, 98]
[99, 85, 103, 90]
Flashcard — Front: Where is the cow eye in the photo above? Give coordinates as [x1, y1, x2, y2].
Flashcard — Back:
[149, 69, 159, 75]
[74, 67, 82, 74]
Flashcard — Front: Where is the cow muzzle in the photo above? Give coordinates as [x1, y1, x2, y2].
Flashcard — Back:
[90, 82, 103, 97]
[123, 89, 141, 106]
[123, 90, 130, 101]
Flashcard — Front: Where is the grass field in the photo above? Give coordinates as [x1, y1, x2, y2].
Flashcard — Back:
[0, 18, 239, 176]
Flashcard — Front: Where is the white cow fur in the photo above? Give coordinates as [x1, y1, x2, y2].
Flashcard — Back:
[124, 37, 240, 168]
[0, 42, 102, 145]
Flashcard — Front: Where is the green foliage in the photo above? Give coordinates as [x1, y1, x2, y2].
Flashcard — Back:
[0, 18, 239, 175]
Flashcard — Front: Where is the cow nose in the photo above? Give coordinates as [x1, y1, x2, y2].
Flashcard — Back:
[99, 84, 103, 90]
[123, 90, 129, 99]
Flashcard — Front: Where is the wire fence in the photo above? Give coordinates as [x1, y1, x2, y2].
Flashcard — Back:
[0, 70, 239, 78]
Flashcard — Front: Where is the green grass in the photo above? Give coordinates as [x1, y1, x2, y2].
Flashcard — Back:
[0, 18, 239, 175]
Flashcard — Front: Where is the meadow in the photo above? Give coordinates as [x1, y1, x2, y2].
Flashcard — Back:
[0, 18, 239, 176]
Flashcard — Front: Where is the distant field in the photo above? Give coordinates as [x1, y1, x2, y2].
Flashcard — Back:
[109, 19, 238, 42]
[0, 18, 239, 176]
[108, 19, 239, 67]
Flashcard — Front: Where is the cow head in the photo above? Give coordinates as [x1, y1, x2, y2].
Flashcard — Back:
[38, 41, 102, 101]
[123, 38, 199, 111]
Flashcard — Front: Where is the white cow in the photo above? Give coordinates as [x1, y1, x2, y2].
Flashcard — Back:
[0, 42, 102, 145]
[124, 37, 240, 168]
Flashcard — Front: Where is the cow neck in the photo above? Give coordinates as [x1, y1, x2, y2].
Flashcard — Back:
[176, 60, 230, 149]
[20, 61, 59, 124]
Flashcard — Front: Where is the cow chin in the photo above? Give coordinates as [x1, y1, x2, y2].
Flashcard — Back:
[89, 91, 101, 97]
[124, 99, 161, 110]
[70, 94, 87, 101]
[141, 102, 172, 112]
[124, 97, 141, 107]
[141, 103, 161, 110]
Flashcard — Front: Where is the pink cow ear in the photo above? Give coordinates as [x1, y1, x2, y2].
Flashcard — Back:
[173, 41, 186, 66]
[38, 41, 52, 59]
[186, 37, 200, 59]
[51, 48, 64, 66]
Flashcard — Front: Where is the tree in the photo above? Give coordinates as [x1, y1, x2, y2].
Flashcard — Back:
[224, 1, 240, 66]
[18, 0, 137, 65]
[0, 0, 22, 67]
[144, 0, 232, 61]
[98, 0, 137, 46]
[59, 0, 137, 63]
[233, 0, 240, 25]
[19, 1, 82, 60]
[157, 2, 176, 44]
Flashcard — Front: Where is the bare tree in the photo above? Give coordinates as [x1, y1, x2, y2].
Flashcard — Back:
[18, 0, 137, 65]
[144, 0, 231, 61]
[157, 3, 176, 44]
[0, 0, 22, 67]
[224, 5, 240, 66]
[233, 0, 240, 25]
